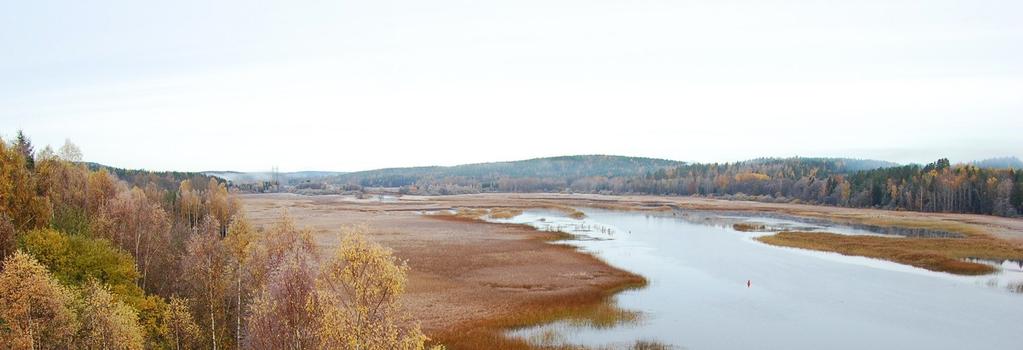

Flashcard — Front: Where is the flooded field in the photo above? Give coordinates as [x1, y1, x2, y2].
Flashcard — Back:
[493, 208, 1023, 349]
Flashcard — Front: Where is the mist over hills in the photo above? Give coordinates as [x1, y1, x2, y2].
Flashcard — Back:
[971, 157, 1023, 169]
[71, 153, 1023, 217]
[112, 154, 1020, 188]
[202, 170, 347, 184]
[328, 155, 683, 187]
[199, 155, 974, 186]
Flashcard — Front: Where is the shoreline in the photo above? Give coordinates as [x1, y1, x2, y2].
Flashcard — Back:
[240, 192, 1023, 348]
[239, 193, 645, 349]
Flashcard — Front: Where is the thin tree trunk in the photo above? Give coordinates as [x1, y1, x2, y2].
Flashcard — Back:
[28, 302, 34, 350]
[135, 216, 144, 288]
[237, 270, 242, 349]
[210, 305, 217, 350]
[142, 250, 151, 291]
[209, 257, 218, 350]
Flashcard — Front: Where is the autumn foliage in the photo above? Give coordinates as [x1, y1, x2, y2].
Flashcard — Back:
[0, 132, 437, 349]
[0, 251, 78, 350]
[312, 229, 434, 350]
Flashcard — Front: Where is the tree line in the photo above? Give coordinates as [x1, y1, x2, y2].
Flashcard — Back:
[624, 157, 1023, 217]
[1, 131, 438, 349]
[330, 155, 1022, 217]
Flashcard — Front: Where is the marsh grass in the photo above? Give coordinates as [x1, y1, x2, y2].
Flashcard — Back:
[427, 208, 490, 223]
[628, 340, 673, 350]
[560, 299, 642, 329]
[803, 212, 986, 238]
[524, 333, 671, 350]
[758, 231, 1023, 275]
[732, 223, 767, 232]
[539, 229, 577, 242]
[520, 201, 591, 219]
[430, 276, 647, 350]
[424, 208, 649, 349]
[426, 203, 653, 349]
[436, 201, 594, 221]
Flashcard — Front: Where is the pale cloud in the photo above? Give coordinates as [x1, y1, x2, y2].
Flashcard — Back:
[2, 1, 1021, 171]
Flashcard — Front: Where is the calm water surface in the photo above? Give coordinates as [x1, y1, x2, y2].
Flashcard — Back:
[493, 209, 1023, 349]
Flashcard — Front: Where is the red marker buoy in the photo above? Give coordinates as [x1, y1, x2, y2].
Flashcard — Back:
[747, 280, 751, 288]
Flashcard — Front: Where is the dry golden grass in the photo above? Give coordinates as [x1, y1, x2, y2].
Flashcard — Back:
[757, 231, 1023, 275]
[426, 213, 480, 224]
[427, 208, 490, 223]
[538, 229, 577, 242]
[489, 208, 524, 219]
[511, 201, 591, 219]
[826, 214, 988, 238]
[431, 207, 525, 221]
[452, 207, 489, 219]
[539, 204, 588, 219]
[568, 210, 587, 219]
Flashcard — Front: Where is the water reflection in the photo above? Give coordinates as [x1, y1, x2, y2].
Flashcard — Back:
[535, 221, 619, 241]
[672, 210, 960, 238]
[963, 258, 1023, 293]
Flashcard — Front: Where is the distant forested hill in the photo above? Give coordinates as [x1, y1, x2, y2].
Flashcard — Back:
[328, 155, 683, 193]
[972, 157, 1023, 169]
[745, 157, 898, 172]
[86, 162, 221, 192]
[326, 156, 903, 198]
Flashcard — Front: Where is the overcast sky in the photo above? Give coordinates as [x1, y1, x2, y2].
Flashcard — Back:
[2, 0, 1021, 172]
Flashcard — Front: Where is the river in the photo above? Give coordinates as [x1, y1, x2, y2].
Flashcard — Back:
[492, 208, 1023, 349]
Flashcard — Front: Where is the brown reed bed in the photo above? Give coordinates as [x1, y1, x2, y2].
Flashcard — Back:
[757, 231, 1023, 275]
[424, 208, 647, 349]
[732, 223, 768, 232]
[429, 273, 647, 350]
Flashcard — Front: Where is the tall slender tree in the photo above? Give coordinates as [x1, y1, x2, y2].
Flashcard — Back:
[181, 216, 229, 350]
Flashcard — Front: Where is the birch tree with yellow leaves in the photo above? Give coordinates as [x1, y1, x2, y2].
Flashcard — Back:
[311, 228, 437, 350]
